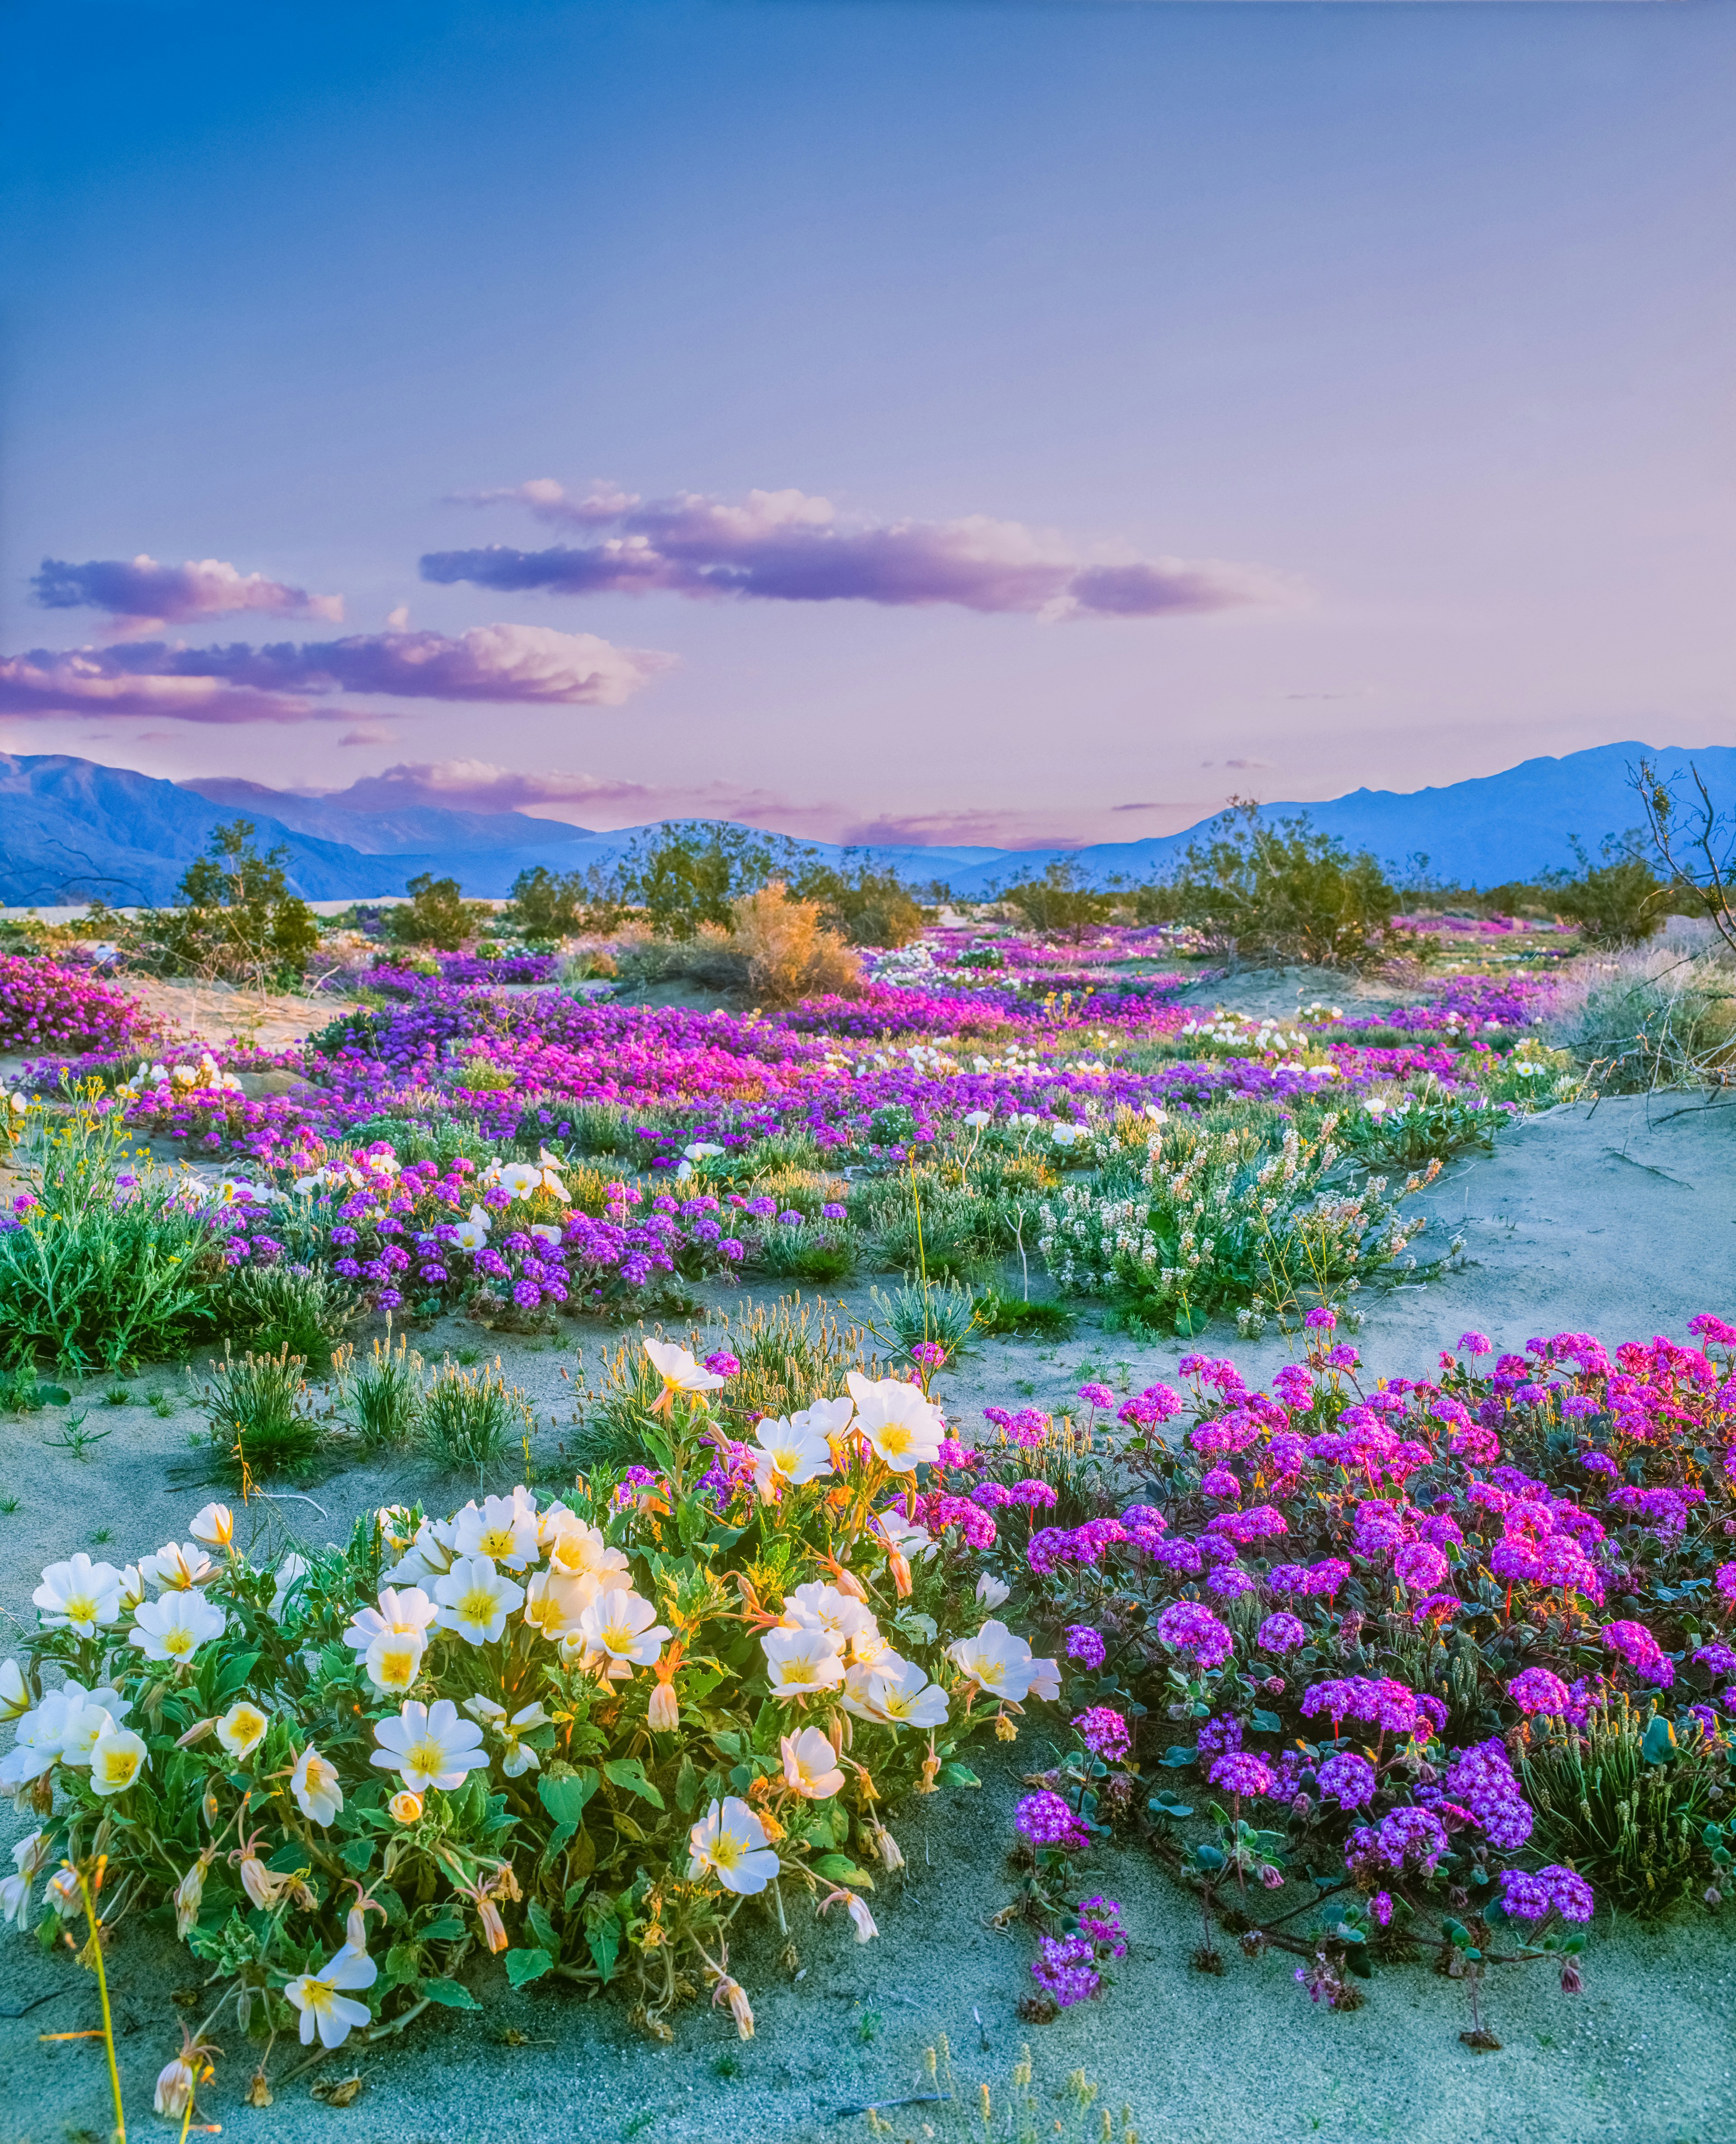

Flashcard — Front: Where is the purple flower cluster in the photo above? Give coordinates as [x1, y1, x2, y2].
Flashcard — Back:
[1015, 1790, 1090, 1852]
[1499, 1864, 1595, 1924]
[1072, 1707, 1131, 1761]
[1030, 1934, 1101, 2007]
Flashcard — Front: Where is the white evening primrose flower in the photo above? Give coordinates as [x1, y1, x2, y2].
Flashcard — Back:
[681, 1141, 725, 1164]
[216, 1701, 269, 1758]
[751, 1413, 837, 1492]
[464, 1697, 549, 1777]
[494, 1161, 542, 1200]
[269, 1554, 310, 1619]
[128, 1588, 226, 1665]
[962, 1110, 991, 1129]
[1, 1831, 47, 1931]
[845, 1373, 945, 1472]
[453, 1491, 541, 1571]
[820, 1887, 879, 1943]
[781, 1726, 845, 1800]
[529, 1222, 563, 1247]
[544, 1515, 630, 1583]
[522, 1568, 599, 1640]
[1050, 1121, 1084, 1148]
[381, 1516, 457, 1588]
[32, 1554, 123, 1636]
[284, 1945, 377, 2049]
[291, 1744, 344, 1826]
[452, 1204, 491, 1251]
[1026, 1656, 1061, 1702]
[433, 1555, 525, 1646]
[363, 1629, 426, 1694]
[89, 1726, 148, 1797]
[843, 1655, 950, 1728]
[188, 1503, 234, 1548]
[56, 1700, 122, 1767]
[975, 1573, 1011, 1610]
[782, 1581, 874, 1646]
[873, 1507, 937, 1565]
[534, 1148, 572, 1200]
[342, 1585, 439, 1654]
[371, 1698, 490, 1793]
[760, 1623, 846, 1697]
[687, 1796, 780, 1895]
[644, 1338, 726, 1402]
[946, 1618, 1036, 1701]
[577, 1588, 670, 1671]
[140, 1540, 216, 1591]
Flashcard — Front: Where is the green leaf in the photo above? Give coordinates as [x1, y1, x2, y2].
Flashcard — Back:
[1147, 1793, 1194, 1821]
[584, 1898, 620, 1984]
[1192, 1845, 1226, 1873]
[936, 1763, 980, 1790]
[526, 1899, 560, 1959]
[420, 1914, 465, 1942]
[1640, 1715, 1678, 1766]
[538, 1770, 599, 1826]
[1160, 1746, 1197, 1769]
[38, 1384, 71, 1407]
[1250, 1708, 1282, 1736]
[1343, 1945, 1373, 1979]
[675, 1753, 700, 1814]
[213, 1650, 261, 1701]
[812, 1854, 873, 1891]
[382, 1942, 424, 1988]
[602, 1757, 665, 1809]
[504, 1947, 556, 1988]
[420, 1979, 481, 2010]
[337, 1836, 375, 1875]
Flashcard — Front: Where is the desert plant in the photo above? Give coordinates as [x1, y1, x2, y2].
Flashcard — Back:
[787, 856, 928, 948]
[1631, 756, 1736, 956]
[1549, 935, 1736, 1093]
[332, 1331, 427, 1452]
[419, 1355, 530, 1469]
[1521, 1698, 1722, 1919]
[725, 882, 862, 1004]
[1155, 802, 1399, 968]
[869, 1278, 979, 1359]
[616, 819, 790, 937]
[198, 1342, 326, 1486]
[122, 819, 320, 986]
[1552, 836, 1667, 946]
[997, 862, 1114, 942]
[217, 1259, 358, 1362]
[386, 873, 488, 951]
[0, 1094, 218, 1372]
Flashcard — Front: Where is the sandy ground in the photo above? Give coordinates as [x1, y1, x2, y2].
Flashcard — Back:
[2, 1093, 1734, 2141]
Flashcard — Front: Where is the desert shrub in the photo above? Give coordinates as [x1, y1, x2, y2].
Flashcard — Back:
[1550, 938, 1736, 1093]
[332, 1331, 427, 1452]
[1155, 803, 1399, 968]
[506, 864, 590, 940]
[122, 819, 320, 986]
[853, 1170, 1004, 1284]
[216, 1260, 358, 1362]
[790, 859, 928, 948]
[0, 1364, 69, 1412]
[418, 1356, 531, 1469]
[386, 874, 489, 952]
[749, 1216, 858, 1285]
[1332, 1076, 1500, 1168]
[997, 862, 1114, 942]
[198, 1343, 326, 1485]
[616, 820, 789, 938]
[0, 1347, 1049, 2087]
[1552, 840, 1666, 946]
[707, 1297, 880, 1436]
[349, 1113, 491, 1169]
[0, 954, 147, 1056]
[726, 883, 862, 1004]
[0, 1096, 218, 1372]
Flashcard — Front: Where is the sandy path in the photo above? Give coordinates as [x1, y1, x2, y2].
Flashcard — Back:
[1, 1094, 1733, 2141]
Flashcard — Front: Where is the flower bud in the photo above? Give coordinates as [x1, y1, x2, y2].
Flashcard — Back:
[918, 1742, 941, 1795]
[875, 1826, 905, 1872]
[173, 1853, 211, 1939]
[388, 1790, 423, 1824]
[888, 1549, 913, 1600]
[845, 1895, 878, 1944]
[1560, 1960, 1583, 1996]
[1259, 1864, 1284, 1890]
[833, 1566, 869, 1603]
[647, 1681, 679, 1733]
[475, 1896, 508, 1953]
[724, 1977, 755, 2039]
[154, 2057, 196, 2119]
[1705, 1884, 1724, 1911]
[175, 1717, 217, 1747]
[995, 1712, 1017, 1743]
[245, 2071, 274, 2109]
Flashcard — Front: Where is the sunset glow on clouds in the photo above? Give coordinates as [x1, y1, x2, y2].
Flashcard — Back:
[423, 481, 1294, 619]
[32, 555, 345, 637]
[0, 623, 674, 726]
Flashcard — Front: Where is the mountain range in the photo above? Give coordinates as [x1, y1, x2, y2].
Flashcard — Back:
[0, 742, 1728, 908]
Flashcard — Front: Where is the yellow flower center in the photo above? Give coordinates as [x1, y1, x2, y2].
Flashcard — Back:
[458, 1587, 499, 1625]
[379, 1649, 417, 1687]
[601, 1620, 635, 1652]
[878, 1425, 912, 1458]
[406, 1737, 446, 1776]
[710, 1832, 744, 1871]
[97, 1746, 137, 1786]
[477, 1527, 515, 1557]
[62, 1591, 99, 1625]
[780, 1659, 818, 1686]
[163, 1627, 196, 1657]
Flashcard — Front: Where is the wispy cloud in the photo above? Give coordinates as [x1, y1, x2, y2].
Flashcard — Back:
[32, 554, 345, 636]
[423, 480, 1294, 620]
[0, 623, 672, 725]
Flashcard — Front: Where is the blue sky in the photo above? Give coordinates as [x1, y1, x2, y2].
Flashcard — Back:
[2, 0, 1731, 845]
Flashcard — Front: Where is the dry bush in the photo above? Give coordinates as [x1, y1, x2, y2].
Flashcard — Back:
[726, 882, 863, 1003]
[1548, 921, 1736, 1092]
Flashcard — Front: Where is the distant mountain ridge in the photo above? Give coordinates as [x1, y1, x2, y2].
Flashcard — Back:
[0, 741, 1729, 907]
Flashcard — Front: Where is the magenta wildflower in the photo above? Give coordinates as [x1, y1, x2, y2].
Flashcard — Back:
[1073, 1707, 1131, 1761]
[1064, 1625, 1107, 1669]
[1031, 1934, 1100, 2007]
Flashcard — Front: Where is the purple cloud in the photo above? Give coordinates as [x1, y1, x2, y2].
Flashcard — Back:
[0, 623, 672, 726]
[32, 554, 345, 634]
[422, 481, 1293, 619]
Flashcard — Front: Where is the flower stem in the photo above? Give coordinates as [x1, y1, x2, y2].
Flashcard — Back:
[73, 1860, 125, 2144]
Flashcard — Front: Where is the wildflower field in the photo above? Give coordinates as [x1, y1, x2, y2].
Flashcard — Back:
[0, 908, 1731, 2144]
